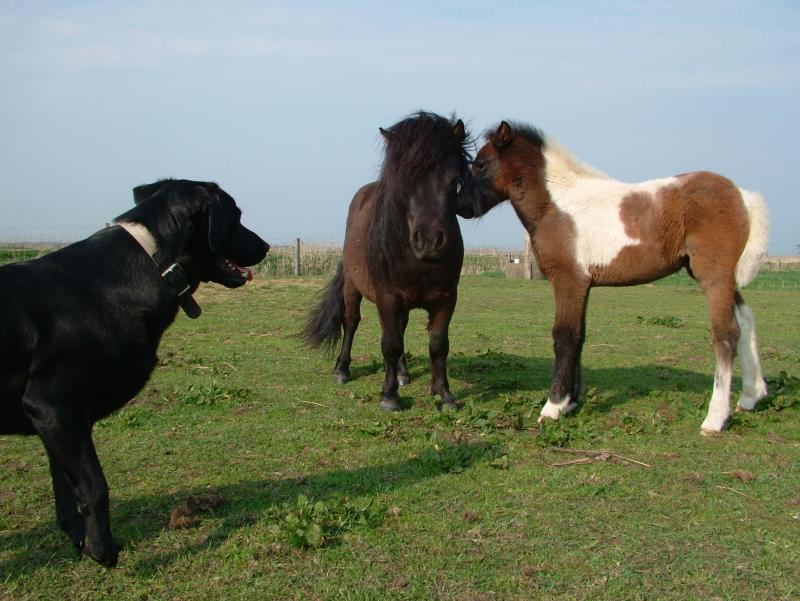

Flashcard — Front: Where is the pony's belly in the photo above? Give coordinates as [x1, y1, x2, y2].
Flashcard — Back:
[588, 243, 684, 285]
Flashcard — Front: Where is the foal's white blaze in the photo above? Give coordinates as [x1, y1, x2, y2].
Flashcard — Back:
[542, 138, 678, 276]
[734, 302, 768, 411]
[538, 395, 577, 422]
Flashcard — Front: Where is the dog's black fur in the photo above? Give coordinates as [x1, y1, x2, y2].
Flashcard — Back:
[0, 179, 269, 567]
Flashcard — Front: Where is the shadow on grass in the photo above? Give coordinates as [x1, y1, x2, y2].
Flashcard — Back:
[0, 440, 497, 578]
[323, 350, 719, 414]
[448, 350, 715, 411]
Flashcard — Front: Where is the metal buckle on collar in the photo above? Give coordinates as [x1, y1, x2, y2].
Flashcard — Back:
[161, 263, 191, 297]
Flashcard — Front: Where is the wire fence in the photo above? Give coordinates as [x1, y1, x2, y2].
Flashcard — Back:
[2, 243, 799, 288]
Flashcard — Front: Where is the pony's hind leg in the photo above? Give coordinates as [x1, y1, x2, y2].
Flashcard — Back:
[733, 291, 768, 411]
[333, 282, 362, 384]
[697, 276, 740, 434]
[397, 311, 410, 386]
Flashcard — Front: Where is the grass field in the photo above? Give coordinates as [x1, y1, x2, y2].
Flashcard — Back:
[1, 274, 799, 600]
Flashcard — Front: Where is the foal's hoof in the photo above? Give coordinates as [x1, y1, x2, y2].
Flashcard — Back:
[379, 398, 402, 412]
[700, 428, 724, 438]
[397, 375, 410, 387]
[437, 400, 463, 411]
[333, 372, 349, 385]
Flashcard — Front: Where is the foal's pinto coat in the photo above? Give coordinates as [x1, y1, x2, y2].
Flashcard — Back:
[458, 122, 769, 433]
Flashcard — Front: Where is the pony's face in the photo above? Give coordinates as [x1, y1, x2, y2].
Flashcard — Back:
[406, 154, 464, 261]
[399, 119, 467, 261]
[457, 121, 542, 219]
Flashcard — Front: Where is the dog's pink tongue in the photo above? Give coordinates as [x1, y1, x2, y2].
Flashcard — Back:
[234, 262, 253, 281]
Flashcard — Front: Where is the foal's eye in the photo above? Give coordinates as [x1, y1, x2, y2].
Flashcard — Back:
[474, 159, 488, 172]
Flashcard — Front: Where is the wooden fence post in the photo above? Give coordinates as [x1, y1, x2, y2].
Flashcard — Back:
[294, 238, 301, 276]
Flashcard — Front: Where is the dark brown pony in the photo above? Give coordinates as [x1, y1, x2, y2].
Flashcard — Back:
[303, 112, 471, 411]
[458, 121, 770, 434]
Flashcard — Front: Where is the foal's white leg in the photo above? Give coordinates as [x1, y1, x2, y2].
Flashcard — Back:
[539, 395, 577, 422]
[734, 302, 768, 411]
[701, 348, 734, 434]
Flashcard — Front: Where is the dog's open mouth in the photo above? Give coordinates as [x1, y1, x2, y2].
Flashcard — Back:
[216, 258, 253, 283]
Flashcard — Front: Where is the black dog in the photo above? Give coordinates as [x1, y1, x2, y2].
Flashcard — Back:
[0, 179, 269, 567]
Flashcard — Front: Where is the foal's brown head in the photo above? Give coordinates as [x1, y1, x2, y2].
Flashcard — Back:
[457, 121, 547, 218]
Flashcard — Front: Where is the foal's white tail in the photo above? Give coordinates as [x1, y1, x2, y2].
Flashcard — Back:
[735, 190, 769, 288]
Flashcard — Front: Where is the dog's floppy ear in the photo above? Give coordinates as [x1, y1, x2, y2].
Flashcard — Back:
[133, 179, 173, 205]
[193, 183, 230, 253]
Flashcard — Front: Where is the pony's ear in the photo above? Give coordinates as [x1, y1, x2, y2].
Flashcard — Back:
[494, 121, 513, 149]
[379, 126, 392, 139]
[452, 119, 466, 142]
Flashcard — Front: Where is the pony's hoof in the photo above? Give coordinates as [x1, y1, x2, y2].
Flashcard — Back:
[438, 400, 462, 411]
[700, 428, 724, 438]
[538, 400, 576, 423]
[734, 405, 752, 414]
[333, 372, 349, 385]
[379, 398, 402, 412]
[397, 375, 410, 386]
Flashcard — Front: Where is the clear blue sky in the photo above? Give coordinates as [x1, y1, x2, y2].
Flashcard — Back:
[2, 1, 798, 254]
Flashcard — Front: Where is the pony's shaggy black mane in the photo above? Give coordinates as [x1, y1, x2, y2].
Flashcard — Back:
[368, 111, 472, 280]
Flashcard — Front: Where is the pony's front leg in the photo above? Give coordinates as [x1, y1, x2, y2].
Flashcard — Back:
[428, 296, 460, 410]
[377, 300, 404, 412]
[397, 311, 411, 386]
[428, 291, 463, 409]
[539, 277, 590, 423]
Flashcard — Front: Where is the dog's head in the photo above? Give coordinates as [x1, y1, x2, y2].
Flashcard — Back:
[121, 179, 269, 288]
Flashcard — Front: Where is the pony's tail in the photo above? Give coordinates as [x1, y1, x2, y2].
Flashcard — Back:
[735, 189, 770, 288]
[301, 261, 345, 353]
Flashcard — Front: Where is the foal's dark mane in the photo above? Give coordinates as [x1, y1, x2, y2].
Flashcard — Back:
[486, 121, 546, 148]
[368, 111, 471, 280]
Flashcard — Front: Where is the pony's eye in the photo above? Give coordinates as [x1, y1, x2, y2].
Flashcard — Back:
[474, 160, 488, 171]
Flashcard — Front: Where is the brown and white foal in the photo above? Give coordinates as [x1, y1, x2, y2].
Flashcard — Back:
[458, 121, 770, 434]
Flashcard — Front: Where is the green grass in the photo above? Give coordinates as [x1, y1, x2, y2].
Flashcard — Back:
[1, 276, 799, 600]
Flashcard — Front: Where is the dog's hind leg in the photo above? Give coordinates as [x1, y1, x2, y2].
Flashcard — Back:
[46, 448, 86, 556]
[25, 393, 120, 567]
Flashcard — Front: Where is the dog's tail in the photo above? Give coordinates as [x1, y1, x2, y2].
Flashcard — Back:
[736, 189, 770, 288]
[301, 261, 345, 353]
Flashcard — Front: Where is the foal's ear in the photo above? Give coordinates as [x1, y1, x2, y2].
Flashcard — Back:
[379, 126, 392, 139]
[494, 121, 513, 149]
[452, 119, 466, 142]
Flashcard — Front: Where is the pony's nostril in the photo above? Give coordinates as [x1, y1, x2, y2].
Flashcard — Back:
[434, 231, 446, 250]
[412, 230, 424, 249]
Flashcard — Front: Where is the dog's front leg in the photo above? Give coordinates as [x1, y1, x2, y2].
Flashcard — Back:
[26, 396, 120, 567]
[46, 448, 86, 555]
